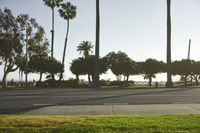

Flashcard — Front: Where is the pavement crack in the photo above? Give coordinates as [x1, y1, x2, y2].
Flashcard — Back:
[111, 105, 114, 115]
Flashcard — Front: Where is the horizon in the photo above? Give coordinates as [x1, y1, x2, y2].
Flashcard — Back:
[1, 0, 200, 82]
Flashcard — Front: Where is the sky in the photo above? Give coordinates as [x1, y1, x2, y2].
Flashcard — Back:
[0, 0, 200, 82]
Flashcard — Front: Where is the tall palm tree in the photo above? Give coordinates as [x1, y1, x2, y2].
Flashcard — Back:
[43, 0, 62, 58]
[77, 41, 94, 58]
[93, 0, 100, 87]
[77, 41, 93, 85]
[59, 2, 77, 81]
[43, 0, 62, 80]
[166, 0, 173, 87]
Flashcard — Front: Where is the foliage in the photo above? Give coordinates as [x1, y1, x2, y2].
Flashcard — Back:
[36, 79, 88, 88]
[45, 57, 64, 75]
[191, 61, 200, 85]
[70, 58, 85, 80]
[77, 41, 94, 58]
[58, 1, 77, 81]
[70, 56, 109, 82]
[0, 8, 23, 87]
[171, 59, 200, 86]
[106, 51, 138, 86]
[16, 13, 50, 82]
[59, 2, 77, 21]
[141, 58, 165, 86]
[43, 0, 63, 9]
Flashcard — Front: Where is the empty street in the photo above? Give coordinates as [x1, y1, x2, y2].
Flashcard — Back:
[1, 87, 200, 114]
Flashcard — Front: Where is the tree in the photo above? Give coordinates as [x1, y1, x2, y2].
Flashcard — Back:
[192, 61, 200, 85]
[172, 59, 193, 86]
[29, 55, 47, 81]
[29, 56, 63, 81]
[70, 58, 85, 81]
[141, 59, 165, 86]
[28, 26, 49, 57]
[166, 0, 173, 87]
[43, 0, 63, 81]
[43, 0, 62, 58]
[58, 2, 77, 81]
[15, 25, 49, 83]
[93, 0, 100, 87]
[85, 56, 108, 85]
[106, 51, 138, 86]
[0, 8, 23, 87]
[45, 57, 64, 77]
[77, 41, 94, 58]
[16, 14, 38, 84]
[70, 56, 109, 85]
[77, 41, 94, 83]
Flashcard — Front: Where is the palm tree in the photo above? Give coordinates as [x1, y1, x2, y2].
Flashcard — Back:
[59, 2, 77, 81]
[43, 0, 62, 58]
[93, 0, 100, 87]
[77, 41, 94, 58]
[43, 0, 62, 80]
[166, 0, 173, 87]
[77, 41, 93, 85]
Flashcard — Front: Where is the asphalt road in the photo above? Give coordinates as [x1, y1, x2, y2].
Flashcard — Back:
[0, 87, 200, 114]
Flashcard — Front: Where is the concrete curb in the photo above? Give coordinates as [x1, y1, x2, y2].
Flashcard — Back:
[22, 104, 200, 115]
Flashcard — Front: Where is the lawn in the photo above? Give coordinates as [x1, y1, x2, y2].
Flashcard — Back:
[0, 115, 200, 133]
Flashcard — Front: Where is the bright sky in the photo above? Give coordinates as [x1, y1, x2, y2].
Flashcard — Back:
[1, 0, 200, 82]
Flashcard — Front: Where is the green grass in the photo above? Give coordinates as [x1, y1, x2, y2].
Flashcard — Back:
[1, 115, 200, 133]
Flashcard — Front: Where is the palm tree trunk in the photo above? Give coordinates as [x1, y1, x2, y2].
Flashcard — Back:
[51, 5, 55, 81]
[60, 19, 70, 81]
[88, 74, 91, 85]
[39, 72, 43, 82]
[149, 77, 152, 86]
[93, 0, 100, 87]
[51, 4, 55, 58]
[166, 0, 173, 87]
[125, 75, 129, 87]
[184, 76, 187, 86]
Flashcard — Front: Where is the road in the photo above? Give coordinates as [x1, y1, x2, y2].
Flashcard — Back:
[0, 87, 200, 114]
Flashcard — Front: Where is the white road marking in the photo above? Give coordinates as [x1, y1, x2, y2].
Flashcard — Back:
[33, 104, 52, 106]
[104, 103, 128, 105]
[172, 102, 197, 104]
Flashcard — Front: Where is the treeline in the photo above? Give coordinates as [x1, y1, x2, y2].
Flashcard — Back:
[70, 51, 200, 87]
[1, 7, 200, 88]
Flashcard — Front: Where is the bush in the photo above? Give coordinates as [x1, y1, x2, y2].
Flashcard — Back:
[36, 79, 89, 88]
[100, 80, 110, 86]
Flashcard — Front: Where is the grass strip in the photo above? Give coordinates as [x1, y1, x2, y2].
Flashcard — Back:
[0, 115, 200, 132]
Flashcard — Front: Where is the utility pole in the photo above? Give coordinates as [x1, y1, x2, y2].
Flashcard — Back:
[188, 39, 191, 59]
[187, 39, 192, 85]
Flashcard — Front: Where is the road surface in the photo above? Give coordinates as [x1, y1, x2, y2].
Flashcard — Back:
[0, 87, 200, 114]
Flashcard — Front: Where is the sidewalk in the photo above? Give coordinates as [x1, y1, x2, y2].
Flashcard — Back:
[22, 104, 200, 115]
